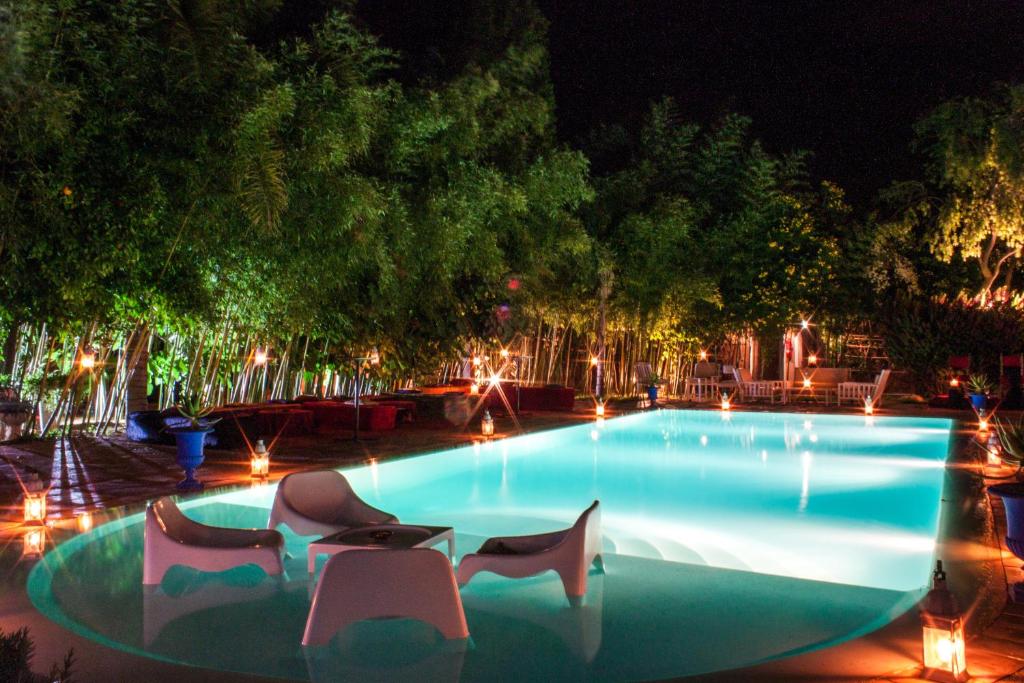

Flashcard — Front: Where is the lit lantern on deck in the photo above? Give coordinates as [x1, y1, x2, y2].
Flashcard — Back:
[949, 377, 960, 388]
[721, 392, 731, 410]
[253, 348, 268, 366]
[978, 414, 989, 432]
[481, 410, 494, 437]
[250, 439, 270, 479]
[807, 354, 818, 366]
[590, 355, 600, 367]
[79, 346, 96, 370]
[76, 511, 93, 533]
[22, 474, 46, 525]
[22, 528, 45, 558]
[920, 561, 968, 682]
[470, 382, 480, 395]
[864, 397, 874, 416]
[699, 350, 708, 361]
[500, 348, 510, 359]
[595, 401, 605, 418]
[802, 377, 812, 389]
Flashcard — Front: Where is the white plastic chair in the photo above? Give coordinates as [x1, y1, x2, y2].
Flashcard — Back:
[302, 548, 469, 646]
[268, 469, 397, 537]
[456, 501, 603, 605]
[733, 367, 787, 403]
[143, 497, 284, 585]
[837, 369, 892, 407]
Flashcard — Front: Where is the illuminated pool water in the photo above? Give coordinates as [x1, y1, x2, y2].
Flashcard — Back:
[29, 410, 952, 681]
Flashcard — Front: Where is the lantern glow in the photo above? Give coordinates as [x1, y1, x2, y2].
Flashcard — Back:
[699, 350, 708, 361]
[481, 410, 494, 437]
[253, 348, 268, 365]
[79, 347, 96, 370]
[802, 377, 812, 389]
[721, 393, 731, 410]
[595, 402, 605, 418]
[590, 355, 600, 366]
[500, 348, 510, 359]
[23, 492, 46, 524]
[250, 439, 270, 479]
[950, 377, 960, 388]
[800, 319, 809, 330]
[22, 528, 45, 558]
[920, 561, 968, 682]
[864, 397, 874, 415]
[76, 512, 93, 533]
[470, 382, 480, 395]
[978, 417, 989, 432]
[807, 353, 818, 365]
[489, 373, 502, 386]
[472, 356, 482, 367]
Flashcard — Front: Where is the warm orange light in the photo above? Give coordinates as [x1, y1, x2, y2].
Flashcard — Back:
[472, 356, 482, 367]
[922, 622, 967, 681]
[23, 492, 46, 524]
[864, 397, 874, 416]
[79, 348, 96, 370]
[699, 350, 708, 361]
[253, 348, 268, 366]
[500, 348, 510, 359]
[949, 377, 960, 388]
[481, 410, 494, 437]
[250, 439, 270, 479]
[721, 393, 731, 410]
[596, 402, 605, 418]
[978, 418, 989, 432]
[22, 528, 45, 558]
[470, 382, 480, 395]
[76, 512, 93, 533]
[801, 319, 810, 330]
[590, 355, 600, 366]
[802, 377, 812, 389]
[489, 373, 502, 386]
[807, 354, 818, 365]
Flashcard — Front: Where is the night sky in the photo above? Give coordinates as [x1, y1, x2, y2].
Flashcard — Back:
[357, 0, 1024, 206]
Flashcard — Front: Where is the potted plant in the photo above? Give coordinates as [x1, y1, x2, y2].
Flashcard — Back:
[967, 373, 992, 412]
[168, 393, 219, 491]
[646, 374, 661, 403]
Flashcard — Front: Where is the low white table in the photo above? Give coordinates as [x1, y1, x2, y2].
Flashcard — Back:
[307, 524, 455, 573]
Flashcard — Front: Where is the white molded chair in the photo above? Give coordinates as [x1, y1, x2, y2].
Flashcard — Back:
[143, 497, 284, 585]
[837, 368, 892, 407]
[268, 469, 397, 537]
[733, 367, 787, 403]
[302, 548, 469, 646]
[456, 501, 603, 605]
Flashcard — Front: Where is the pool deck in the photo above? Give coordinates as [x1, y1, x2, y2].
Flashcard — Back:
[1, 398, 1022, 681]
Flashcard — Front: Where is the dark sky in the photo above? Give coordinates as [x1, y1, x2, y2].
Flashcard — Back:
[357, 0, 1024, 206]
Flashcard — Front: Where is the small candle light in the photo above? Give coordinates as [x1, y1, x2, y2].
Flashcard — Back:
[22, 528, 45, 558]
[978, 414, 989, 432]
[803, 377, 812, 389]
[368, 347, 380, 366]
[864, 397, 874, 416]
[470, 382, 480, 395]
[481, 410, 494, 437]
[721, 393, 731, 410]
[250, 439, 270, 479]
[79, 346, 96, 370]
[807, 353, 818, 366]
[76, 511, 93, 533]
[253, 348, 268, 365]
[949, 377, 960, 388]
[590, 355, 600, 366]
[472, 356, 482, 367]
[699, 350, 708, 361]
[595, 401, 605, 418]
[500, 348, 510, 359]
[22, 474, 46, 525]
[801, 319, 810, 330]
[489, 373, 502, 386]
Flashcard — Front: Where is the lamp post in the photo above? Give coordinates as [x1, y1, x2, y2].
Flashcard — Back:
[353, 348, 380, 441]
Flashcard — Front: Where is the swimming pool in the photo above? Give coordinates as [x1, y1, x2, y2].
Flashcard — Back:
[29, 410, 953, 681]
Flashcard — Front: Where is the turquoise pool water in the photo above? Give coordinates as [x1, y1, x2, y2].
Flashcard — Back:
[29, 410, 953, 681]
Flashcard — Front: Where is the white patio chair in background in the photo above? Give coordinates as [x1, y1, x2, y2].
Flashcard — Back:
[732, 367, 787, 403]
[268, 469, 397, 537]
[143, 496, 285, 585]
[456, 500, 603, 605]
[302, 548, 469, 646]
[837, 368, 892, 408]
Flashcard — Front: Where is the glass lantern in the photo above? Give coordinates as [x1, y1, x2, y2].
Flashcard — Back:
[920, 561, 968, 682]
[481, 410, 494, 437]
[250, 439, 270, 479]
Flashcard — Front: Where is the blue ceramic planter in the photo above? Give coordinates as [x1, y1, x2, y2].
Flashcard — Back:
[170, 427, 212, 491]
[647, 386, 658, 403]
[970, 392, 988, 411]
[990, 483, 1024, 601]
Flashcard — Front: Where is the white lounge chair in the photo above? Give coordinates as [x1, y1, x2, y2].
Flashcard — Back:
[732, 367, 786, 403]
[143, 497, 284, 585]
[837, 368, 892, 407]
[268, 469, 397, 537]
[302, 548, 469, 646]
[456, 501, 603, 605]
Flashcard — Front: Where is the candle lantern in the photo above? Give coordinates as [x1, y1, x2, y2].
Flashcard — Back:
[22, 473, 46, 524]
[481, 410, 494, 437]
[920, 560, 968, 682]
[864, 397, 874, 415]
[79, 346, 96, 370]
[978, 412, 989, 432]
[950, 377, 960, 388]
[721, 393, 731, 410]
[500, 349, 510, 359]
[595, 401, 605, 418]
[802, 377, 812, 389]
[699, 350, 708, 361]
[76, 512, 94, 533]
[470, 382, 480, 395]
[250, 439, 270, 479]
[590, 355, 600, 366]
[253, 348, 268, 365]
[22, 528, 45, 558]
[807, 353, 818, 366]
